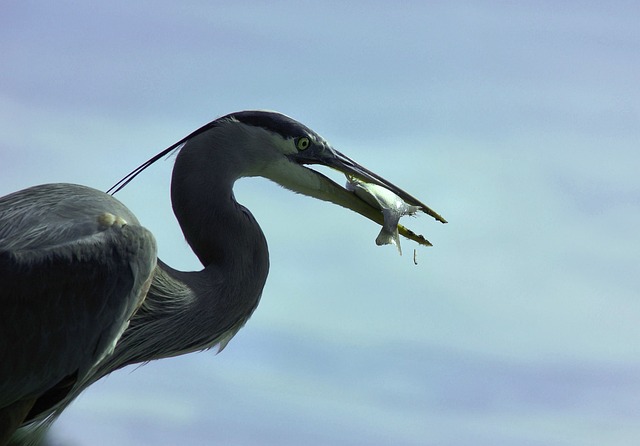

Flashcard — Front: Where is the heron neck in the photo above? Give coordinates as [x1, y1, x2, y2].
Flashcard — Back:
[168, 153, 270, 319]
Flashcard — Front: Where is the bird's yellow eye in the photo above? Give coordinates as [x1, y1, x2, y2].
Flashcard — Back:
[296, 137, 310, 151]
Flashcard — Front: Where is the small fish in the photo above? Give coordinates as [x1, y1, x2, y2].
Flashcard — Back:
[346, 176, 419, 255]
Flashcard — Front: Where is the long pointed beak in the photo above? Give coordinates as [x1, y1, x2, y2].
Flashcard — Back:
[291, 144, 446, 247]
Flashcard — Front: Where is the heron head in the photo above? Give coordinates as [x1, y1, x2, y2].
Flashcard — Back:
[224, 110, 446, 247]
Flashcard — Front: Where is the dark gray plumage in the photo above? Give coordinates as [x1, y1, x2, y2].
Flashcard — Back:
[0, 111, 445, 445]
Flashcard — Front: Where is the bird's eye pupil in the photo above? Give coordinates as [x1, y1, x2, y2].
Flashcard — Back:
[297, 137, 310, 151]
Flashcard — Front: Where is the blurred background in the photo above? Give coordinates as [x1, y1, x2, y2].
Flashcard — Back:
[2, 1, 639, 445]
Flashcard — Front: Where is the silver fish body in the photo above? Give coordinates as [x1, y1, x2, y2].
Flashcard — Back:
[346, 176, 419, 254]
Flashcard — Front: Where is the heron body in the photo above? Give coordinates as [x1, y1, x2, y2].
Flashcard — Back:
[0, 111, 445, 445]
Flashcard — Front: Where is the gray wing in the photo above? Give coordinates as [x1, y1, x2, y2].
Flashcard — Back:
[0, 183, 157, 411]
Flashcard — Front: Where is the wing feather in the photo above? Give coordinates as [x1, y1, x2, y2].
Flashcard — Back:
[0, 184, 157, 410]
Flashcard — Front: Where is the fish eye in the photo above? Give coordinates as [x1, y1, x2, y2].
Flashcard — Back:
[296, 137, 310, 151]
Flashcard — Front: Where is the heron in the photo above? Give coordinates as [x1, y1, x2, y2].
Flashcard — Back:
[0, 110, 446, 445]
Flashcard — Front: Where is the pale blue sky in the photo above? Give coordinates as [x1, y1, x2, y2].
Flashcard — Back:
[2, 1, 639, 445]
